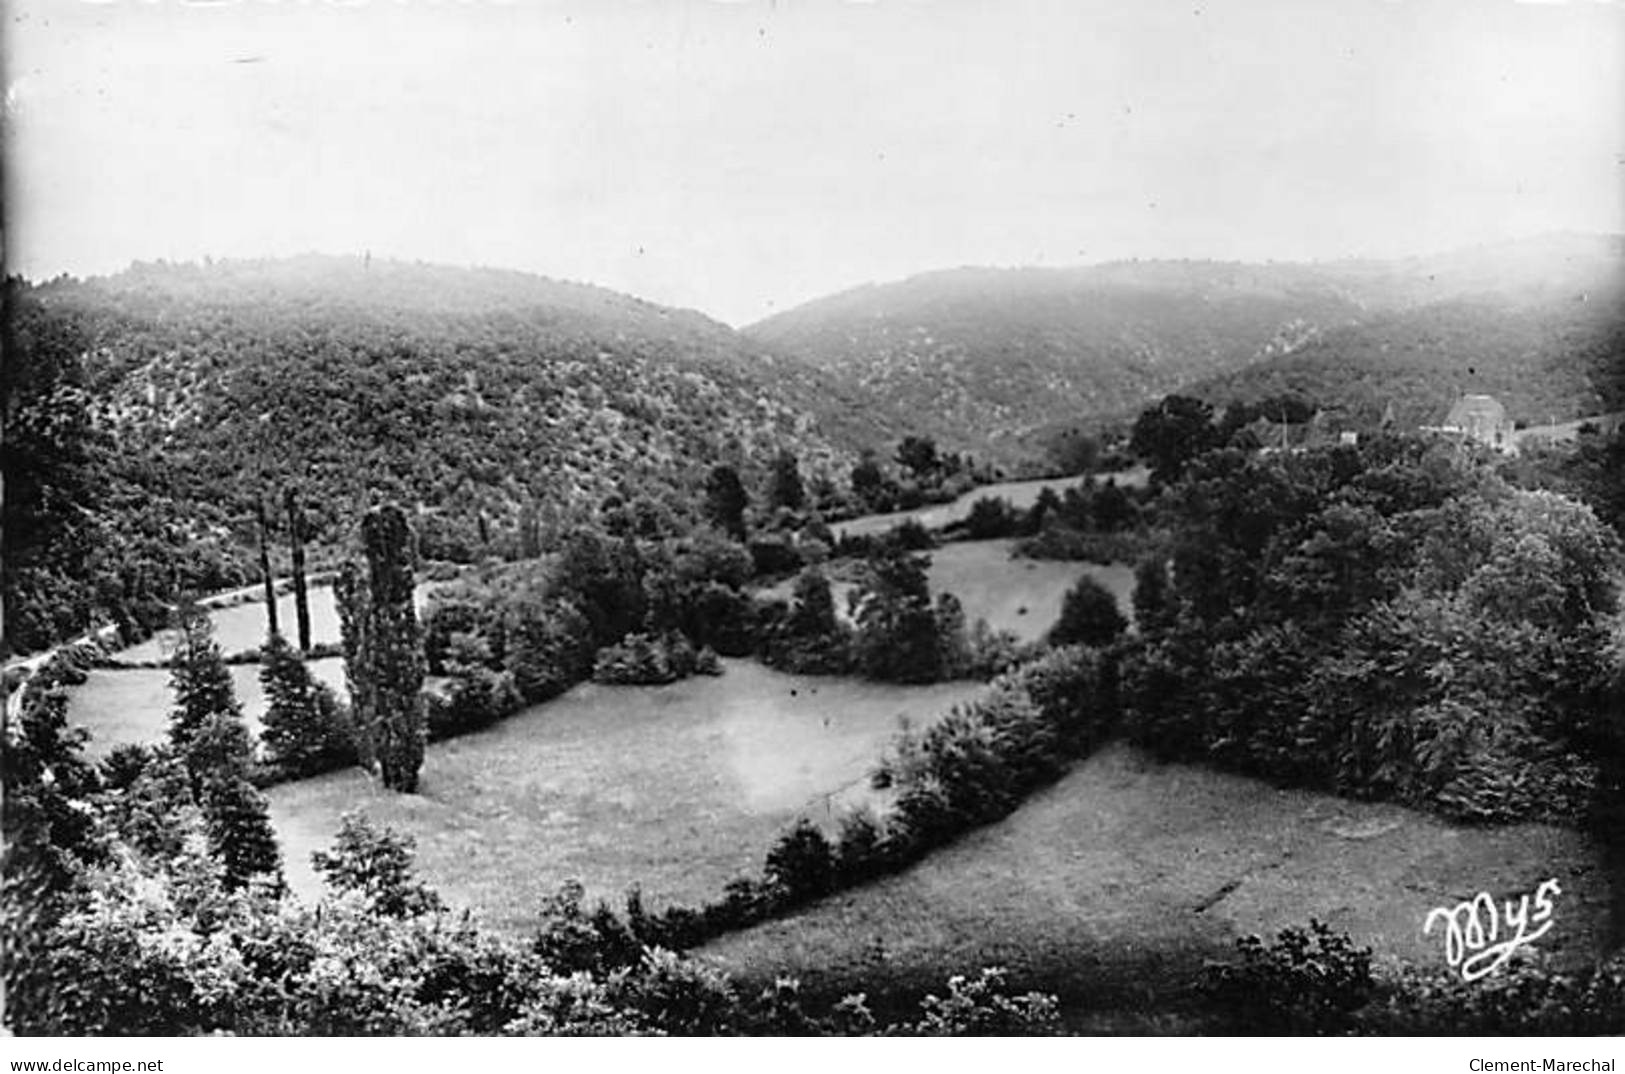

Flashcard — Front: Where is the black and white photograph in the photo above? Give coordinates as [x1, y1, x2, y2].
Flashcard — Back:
[3, 0, 1624, 1051]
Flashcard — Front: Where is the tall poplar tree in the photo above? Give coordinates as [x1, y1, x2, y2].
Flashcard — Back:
[284, 486, 313, 653]
[255, 498, 279, 640]
[338, 504, 426, 792]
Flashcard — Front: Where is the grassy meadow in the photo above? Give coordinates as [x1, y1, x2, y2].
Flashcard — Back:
[926, 539, 1136, 636]
[766, 538, 1134, 642]
[66, 658, 349, 759]
[117, 582, 440, 663]
[266, 659, 983, 933]
[54, 530, 1612, 1030]
[833, 467, 1150, 540]
[700, 742, 1611, 1030]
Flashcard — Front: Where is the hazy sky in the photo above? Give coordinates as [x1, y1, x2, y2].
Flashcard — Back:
[7, 0, 1623, 324]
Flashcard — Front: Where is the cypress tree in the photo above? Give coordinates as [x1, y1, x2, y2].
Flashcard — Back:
[201, 774, 282, 891]
[189, 712, 282, 892]
[168, 620, 284, 891]
[284, 486, 313, 653]
[260, 631, 351, 778]
[167, 604, 241, 758]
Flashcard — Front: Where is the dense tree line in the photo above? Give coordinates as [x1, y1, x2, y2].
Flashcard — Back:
[1115, 433, 1625, 825]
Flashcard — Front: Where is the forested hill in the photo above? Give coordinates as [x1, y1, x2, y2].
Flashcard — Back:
[2, 256, 900, 652]
[1183, 290, 1625, 431]
[744, 263, 1365, 455]
[744, 234, 1625, 453]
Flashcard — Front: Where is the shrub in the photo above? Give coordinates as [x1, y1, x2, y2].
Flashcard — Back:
[530, 880, 642, 976]
[964, 497, 1020, 540]
[832, 808, 886, 886]
[959, 618, 1030, 680]
[1002, 643, 1119, 753]
[311, 813, 444, 918]
[1363, 951, 1625, 1035]
[1206, 919, 1375, 1034]
[1047, 576, 1128, 648]
[686, 582, 757, 657]
[884, 518, 935, 551]
[900, 968, 1060, 1036]
[505, 599, 594, 703]
[882, 685, 1065, 848]
[591, 632, 711, 686]
[426, 666, 525, 740]
[761, 568, 854, 675]
[748, 534, 803, 577]
[763, 818, 836, 905]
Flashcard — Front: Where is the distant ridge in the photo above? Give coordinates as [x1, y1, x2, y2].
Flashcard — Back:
[745, 234, 1625, 455]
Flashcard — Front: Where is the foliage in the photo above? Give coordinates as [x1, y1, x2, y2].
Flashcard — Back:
[1116, 436, 1624, 823]
[703, 464, 750, 541]
[763, 818, 836, 905]
[2, 665, 107, 917]
[849, 548, 949, 683]
[340, 505, 427, 792]
[283, 486, 314, 652]
[963, 496, 1021, 540]
[1361, 951, 1625, 1035]
[760, 567, 852, 675]
[744, 259, 1379, 460]
[199, 772, 284, 892]
[166, 604, 243, 761]
[901, 968, 1060, 1036]
[1047, 576, 1128, 648]
[259, 631, 356, 779]
[1187, 286, 1625, 437]
[1205, 920, 1377, 1034]
[310, 813, 445, 918]
[768, 448, 806, 512]
[1130, 394, 1223, 485]
[3, 257, 888, 658]
[591, 632, 720, 686]
[425, 665, 526, 740]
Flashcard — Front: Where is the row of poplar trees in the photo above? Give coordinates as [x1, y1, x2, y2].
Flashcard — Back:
[254, 494, 427, 793]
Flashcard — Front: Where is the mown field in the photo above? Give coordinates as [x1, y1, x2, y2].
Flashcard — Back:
[833, 467, 1150, 539]
[926, 539, 1136, 636]
[65, 659, 350, 759]
[700, 742, 1612, 1031]
[766, 538, 1135, 641]
[268, 660, 984, 932]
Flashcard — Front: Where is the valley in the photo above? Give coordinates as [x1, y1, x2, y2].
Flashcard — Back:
[8, 241, 1625, 1037]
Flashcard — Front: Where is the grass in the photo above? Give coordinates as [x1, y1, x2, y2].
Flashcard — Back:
[834, 467, 1149, 540]
[926, 539, 1136, 637]
[768, 538, 1135, 642]
[118, 583, 438, 663]
[267, 659, 984, 934]
[66, 659, 348, 759]
[698, 742, 1612, 1030]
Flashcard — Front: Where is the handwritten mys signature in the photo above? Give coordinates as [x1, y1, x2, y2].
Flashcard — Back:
[1424, 878, 1561, 983]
